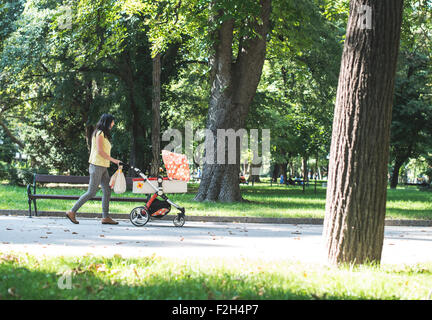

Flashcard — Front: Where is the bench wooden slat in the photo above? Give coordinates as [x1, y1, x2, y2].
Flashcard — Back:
[35, 175, 90, 184]
[34, 174, 135, 186]
[30, 194, 146, 202]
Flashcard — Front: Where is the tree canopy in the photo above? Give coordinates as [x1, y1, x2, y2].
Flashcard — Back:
[0, 0, 430, 199]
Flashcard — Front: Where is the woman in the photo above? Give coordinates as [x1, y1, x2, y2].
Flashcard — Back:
[66, 113, 121, 225]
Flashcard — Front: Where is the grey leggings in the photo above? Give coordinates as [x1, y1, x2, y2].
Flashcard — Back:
[71, 164, 111, 218]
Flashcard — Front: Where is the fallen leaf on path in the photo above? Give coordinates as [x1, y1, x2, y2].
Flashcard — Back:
[72, 232, 78, 235]
[40, 236, 48, 239]
[6, 228, 13, 231]
[99, 235, 105, 238]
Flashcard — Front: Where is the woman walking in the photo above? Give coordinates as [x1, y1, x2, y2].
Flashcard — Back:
[66, 113, 121, 225]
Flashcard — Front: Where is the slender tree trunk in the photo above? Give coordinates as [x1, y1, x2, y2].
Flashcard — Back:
[120, 54, 147, 172]
[323, 0, 404, 265]
[288, 160, 294, 178]
[194, 0, 271, 202]
[390, 157, 405, 189]
[272, 163, 280, 183]
[302, 156, 308, 193]
[280, 162, 288, 185]
[150, 53, 161, 176]
[315, 153, 319, 193]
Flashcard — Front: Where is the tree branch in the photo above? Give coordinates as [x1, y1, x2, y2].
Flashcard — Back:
[0, 118, 24, 149]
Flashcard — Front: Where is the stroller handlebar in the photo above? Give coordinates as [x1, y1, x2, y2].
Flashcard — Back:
[119, 162, 130, 169]
[119, 162, 144, 175]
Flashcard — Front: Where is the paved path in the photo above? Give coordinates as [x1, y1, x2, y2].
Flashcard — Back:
[1, 215, 432, 265]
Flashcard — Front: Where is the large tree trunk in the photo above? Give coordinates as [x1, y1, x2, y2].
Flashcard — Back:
[323, 0, 404, 265]
[150, 53, 161, 177]
[194, 0, 271, 202]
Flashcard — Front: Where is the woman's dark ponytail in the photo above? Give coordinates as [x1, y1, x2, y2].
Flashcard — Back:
[93, 113, 115, 141]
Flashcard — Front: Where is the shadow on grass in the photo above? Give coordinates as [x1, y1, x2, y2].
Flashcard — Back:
[2, 254, 432, 300]
[0, 261, 319, 300]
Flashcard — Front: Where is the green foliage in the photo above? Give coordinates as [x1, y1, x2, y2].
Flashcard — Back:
[389, 1, 432, 179]
[1, 0, 185, 180]
[0, 0, 430, 188]
[20, 110, 90, 175]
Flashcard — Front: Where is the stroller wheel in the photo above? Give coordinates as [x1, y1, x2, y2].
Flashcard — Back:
[173, 215, 185, 227]
[130, 206, 149, 227]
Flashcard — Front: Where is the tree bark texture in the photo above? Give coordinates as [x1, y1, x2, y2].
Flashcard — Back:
[194, 0, 271, 202]
[150, 53, 161, 177]
[323, 0, 404, 265]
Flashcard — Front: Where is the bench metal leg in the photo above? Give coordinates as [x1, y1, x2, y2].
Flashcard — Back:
[33, 199, 38, 217]
[27, 185, 33, 218]
[28, 198, 32, 218]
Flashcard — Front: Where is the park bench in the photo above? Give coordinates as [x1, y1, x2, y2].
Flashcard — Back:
[26, 174, 146, 218]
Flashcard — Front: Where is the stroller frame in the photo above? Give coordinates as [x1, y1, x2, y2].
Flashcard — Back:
[120, 162, 186, 227]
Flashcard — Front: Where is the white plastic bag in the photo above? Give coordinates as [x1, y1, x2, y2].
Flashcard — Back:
[109, 170, 118, 189]
[112, 166, 126, 194]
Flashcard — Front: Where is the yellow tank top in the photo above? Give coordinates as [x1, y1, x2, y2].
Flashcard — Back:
[89, 130, 111, 168]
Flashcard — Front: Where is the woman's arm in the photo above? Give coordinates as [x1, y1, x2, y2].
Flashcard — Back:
[96, 133, 120, 165]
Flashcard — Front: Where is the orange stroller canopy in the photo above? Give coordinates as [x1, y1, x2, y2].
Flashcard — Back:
[162, 150, 190, 182]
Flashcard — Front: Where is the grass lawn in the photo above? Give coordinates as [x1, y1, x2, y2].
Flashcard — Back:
[1, 252, 431, 300]
[1, 182, 432, 220]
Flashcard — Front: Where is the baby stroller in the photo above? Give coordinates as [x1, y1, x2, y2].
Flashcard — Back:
[120, 150, 189, 227]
